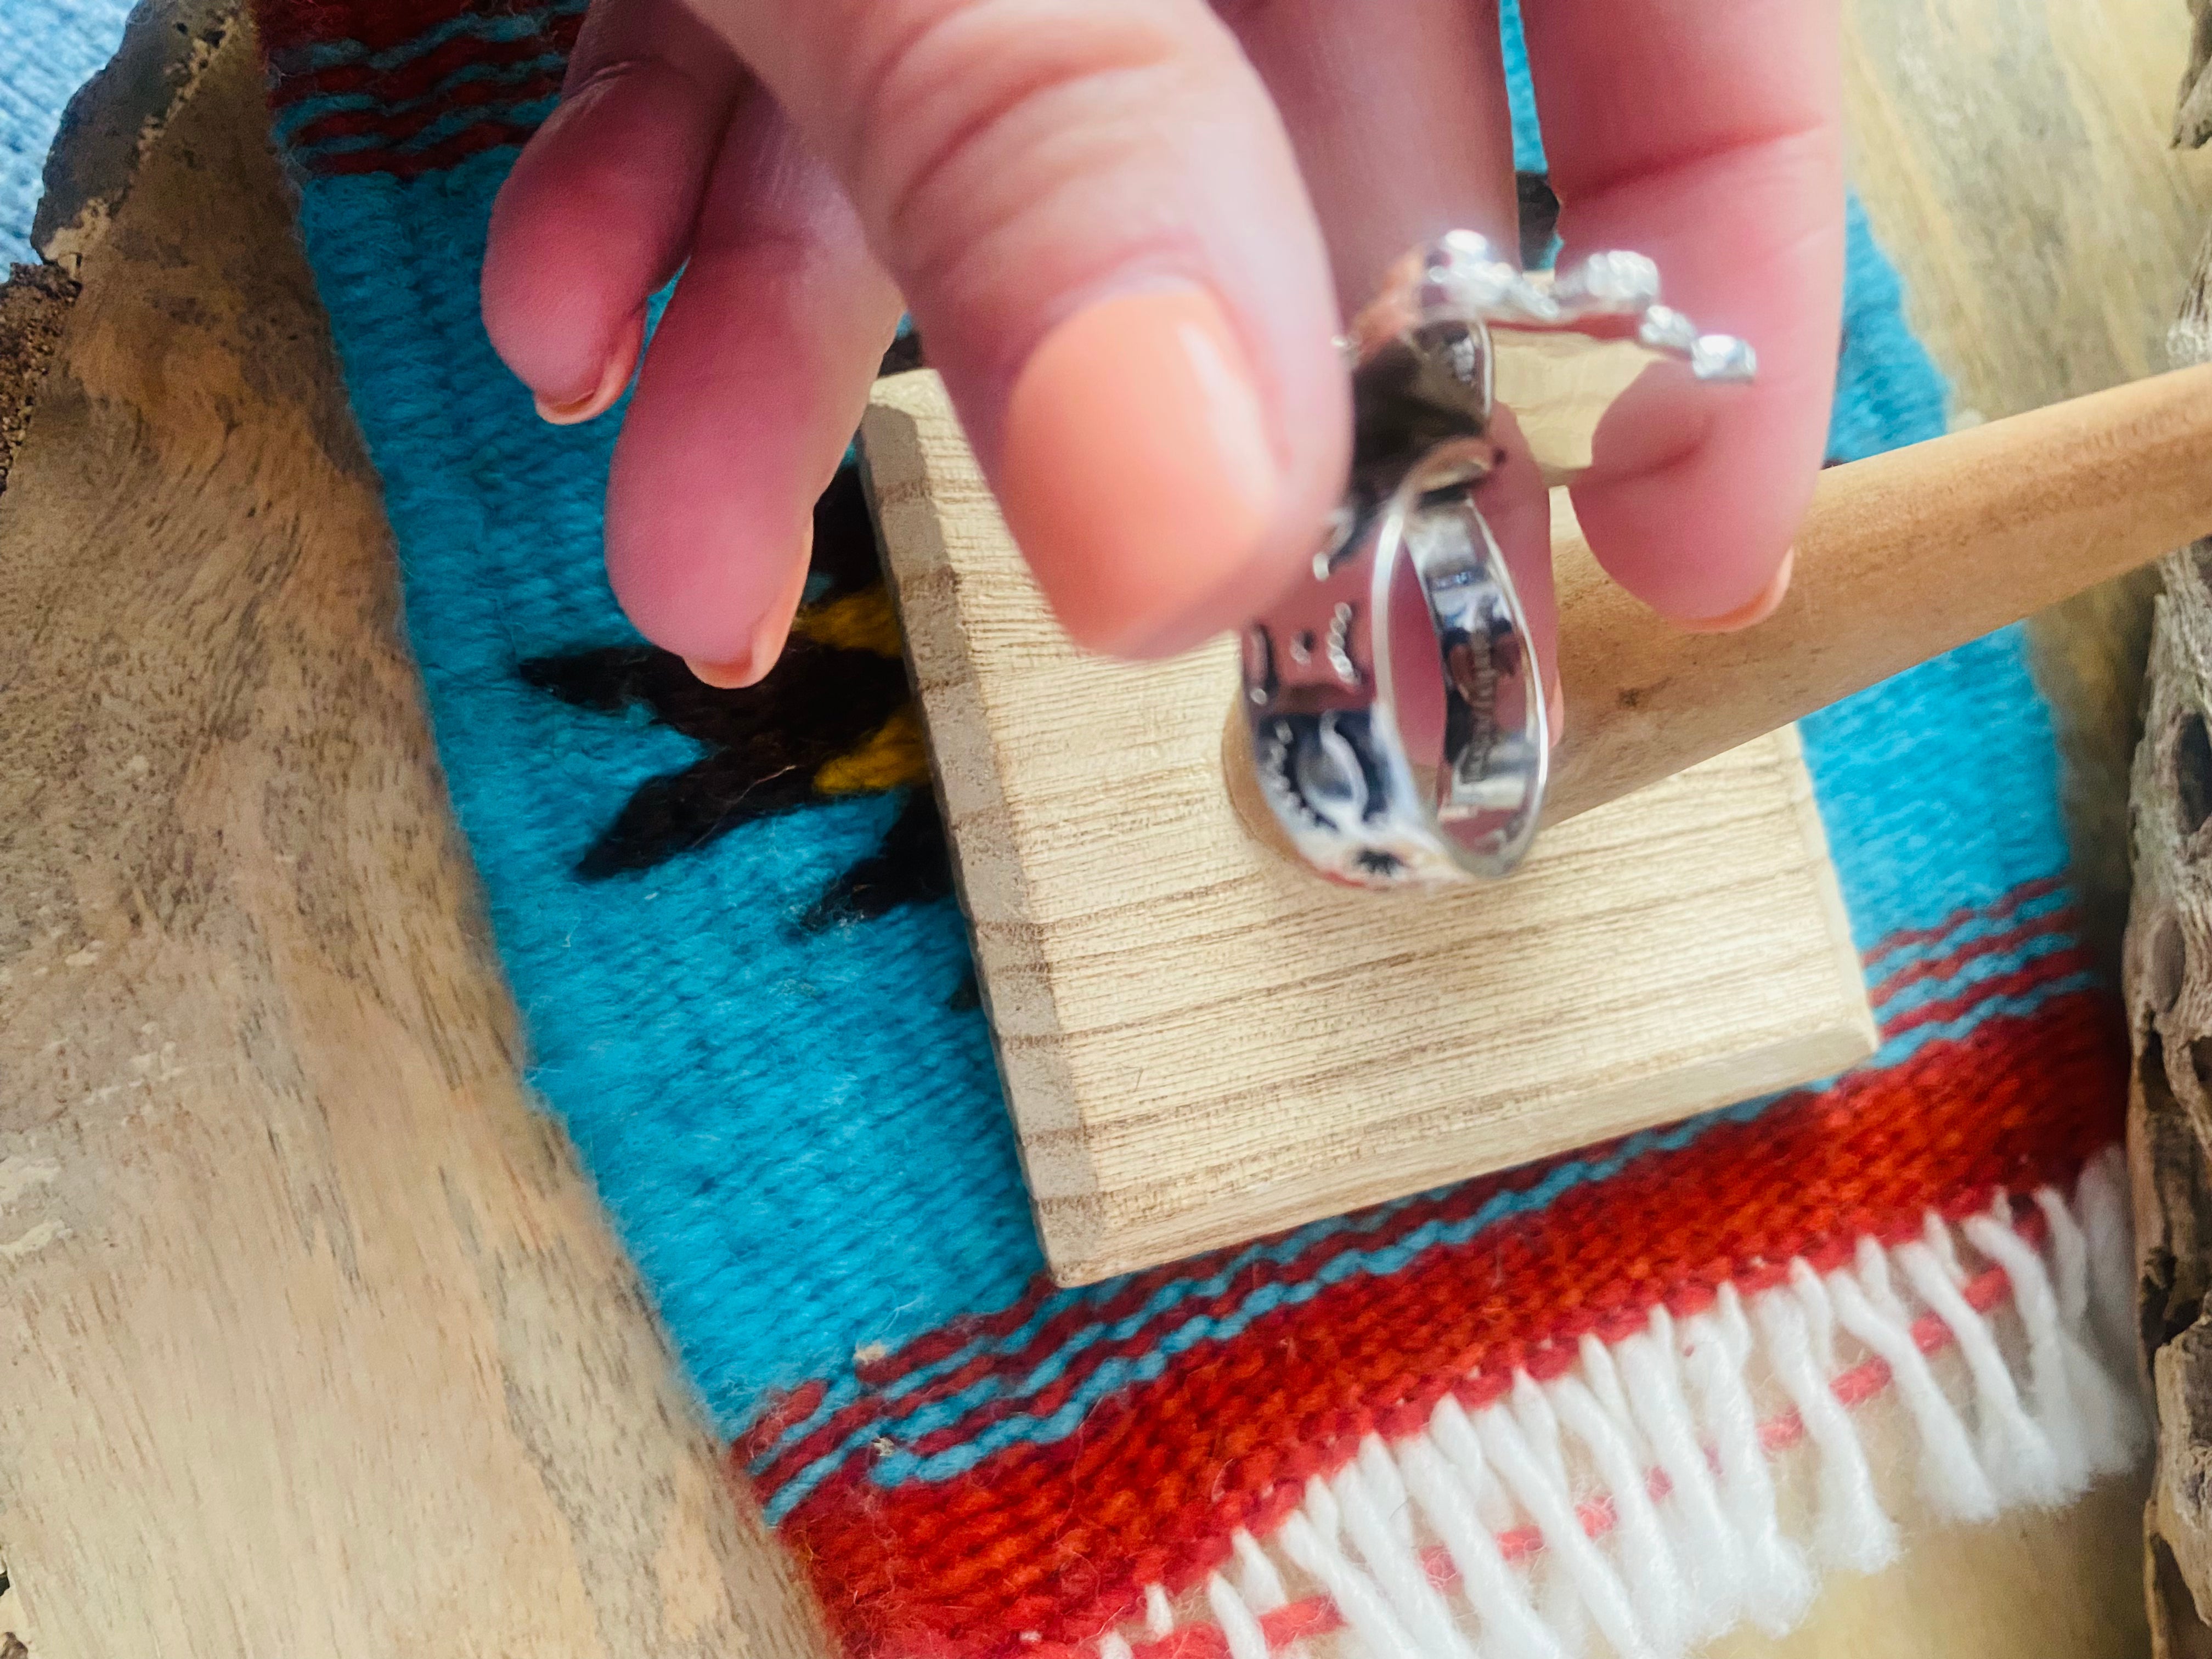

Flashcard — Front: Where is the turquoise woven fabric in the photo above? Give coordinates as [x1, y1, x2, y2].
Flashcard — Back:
[274, 109, 2072, 1432]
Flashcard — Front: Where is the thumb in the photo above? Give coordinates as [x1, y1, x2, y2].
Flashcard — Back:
[696, 0, 1349, 657]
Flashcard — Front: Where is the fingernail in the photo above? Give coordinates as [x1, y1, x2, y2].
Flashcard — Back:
[682, 536, 814, 690]
[684, 652, 765, 690]
[998, 284, 1279, 655]
[534, 311, 645, 426]
[1676, 547, 1795, 634]
[683, 606, 795, 690]
[1545, 668, 1566, 748]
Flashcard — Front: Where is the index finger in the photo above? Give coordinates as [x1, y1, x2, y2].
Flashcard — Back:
[1521, 0, 1846, 623]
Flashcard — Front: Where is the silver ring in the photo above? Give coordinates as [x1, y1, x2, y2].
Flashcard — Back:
[1238, 232, 1756, 888]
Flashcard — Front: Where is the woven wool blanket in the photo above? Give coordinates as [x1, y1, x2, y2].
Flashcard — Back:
[248, 3, 2143, 1655]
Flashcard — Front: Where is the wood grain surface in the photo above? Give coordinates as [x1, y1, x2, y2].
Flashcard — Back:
[2117, 15, 2212, 1651]
[869, 368, 1876, 1285]
[0, 29, 827, 1659]
[2124, 539, 2212, 1658]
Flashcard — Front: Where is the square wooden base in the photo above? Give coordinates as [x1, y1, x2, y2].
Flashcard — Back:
[864, 371, 1876, 1285]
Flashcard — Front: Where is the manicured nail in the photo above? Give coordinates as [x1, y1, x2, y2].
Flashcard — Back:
[684, 653, 764, 690]
[1676, 547, 1795, 634]
[1545, 668, 1566, 749]
[683, 607, 794, 690]
[682, 538, 813, 690]
[534, 311, 645, 426]
[997, 284, 1279, 655]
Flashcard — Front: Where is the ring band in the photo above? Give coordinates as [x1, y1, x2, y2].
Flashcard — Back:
[1238, 232, 1755, 888]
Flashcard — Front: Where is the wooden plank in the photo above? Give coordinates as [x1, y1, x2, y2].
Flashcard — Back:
[0, 0, 230, 500]
[0, 25, 829, 1659]
[2118, 24, 2212, 1650]
[2125, 540, 2212, 1657]
[866, 368, 1876, 1285]
[0, 264, 75, 497]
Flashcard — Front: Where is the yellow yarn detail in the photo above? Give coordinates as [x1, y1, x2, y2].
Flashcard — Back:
[792, 584, 905, 659]
[815, 702, 929, 796]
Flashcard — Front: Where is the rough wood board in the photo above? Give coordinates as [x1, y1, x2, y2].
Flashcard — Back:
[0, 263, 76, 497]
[865, 369, 1876, 1286]
[0, 0, 232, 494]
[0, 27, 828, 1659]
[2124, 544, 2212, 1657]
[30, 0, 239, 269]
[2124, 189, 2212, 1651]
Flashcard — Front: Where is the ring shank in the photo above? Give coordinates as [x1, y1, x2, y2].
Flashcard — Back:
[1241, 444, 1547, 888]
[1235, 228, 1741, 888]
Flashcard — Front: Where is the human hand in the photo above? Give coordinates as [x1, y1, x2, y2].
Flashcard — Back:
[480, 0, 1842, 696]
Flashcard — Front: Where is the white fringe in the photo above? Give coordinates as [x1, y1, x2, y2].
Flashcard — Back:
[1100, 1153, 2145, 1659]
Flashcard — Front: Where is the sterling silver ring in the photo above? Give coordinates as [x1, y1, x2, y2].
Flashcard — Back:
[1238, 231, 1756, 888]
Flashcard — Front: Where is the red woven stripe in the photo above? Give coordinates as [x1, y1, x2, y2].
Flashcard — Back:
[1077, 1250, 2018, 1659]
[861, 1280, 1062, 1389]
[808, 886, 2089, 1414]
[751, 934, 2095, 1502]
[753, 1113, 1691, 1492]
[1865, 873, 2067, 962]
[733, 1379, 828, 1470]
[269, 13, 579, 108]
[847, 1118, 1633, 1401]
[1880, 944, 2092, 1040]
[754, 1146, 1724, 1493]
[255, 0, 494, 60]
[752, 1139, 1679, 1497]
[769, 991, 2122, 1659]
[867, 1136, 1589, 1391]
[252, 0, 581, 179]
[285, 64, 563, 155]
[1866, 905, 2079, 1007]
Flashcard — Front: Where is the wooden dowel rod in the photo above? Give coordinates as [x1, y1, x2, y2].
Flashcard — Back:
[1545, 360, 2212, 824]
